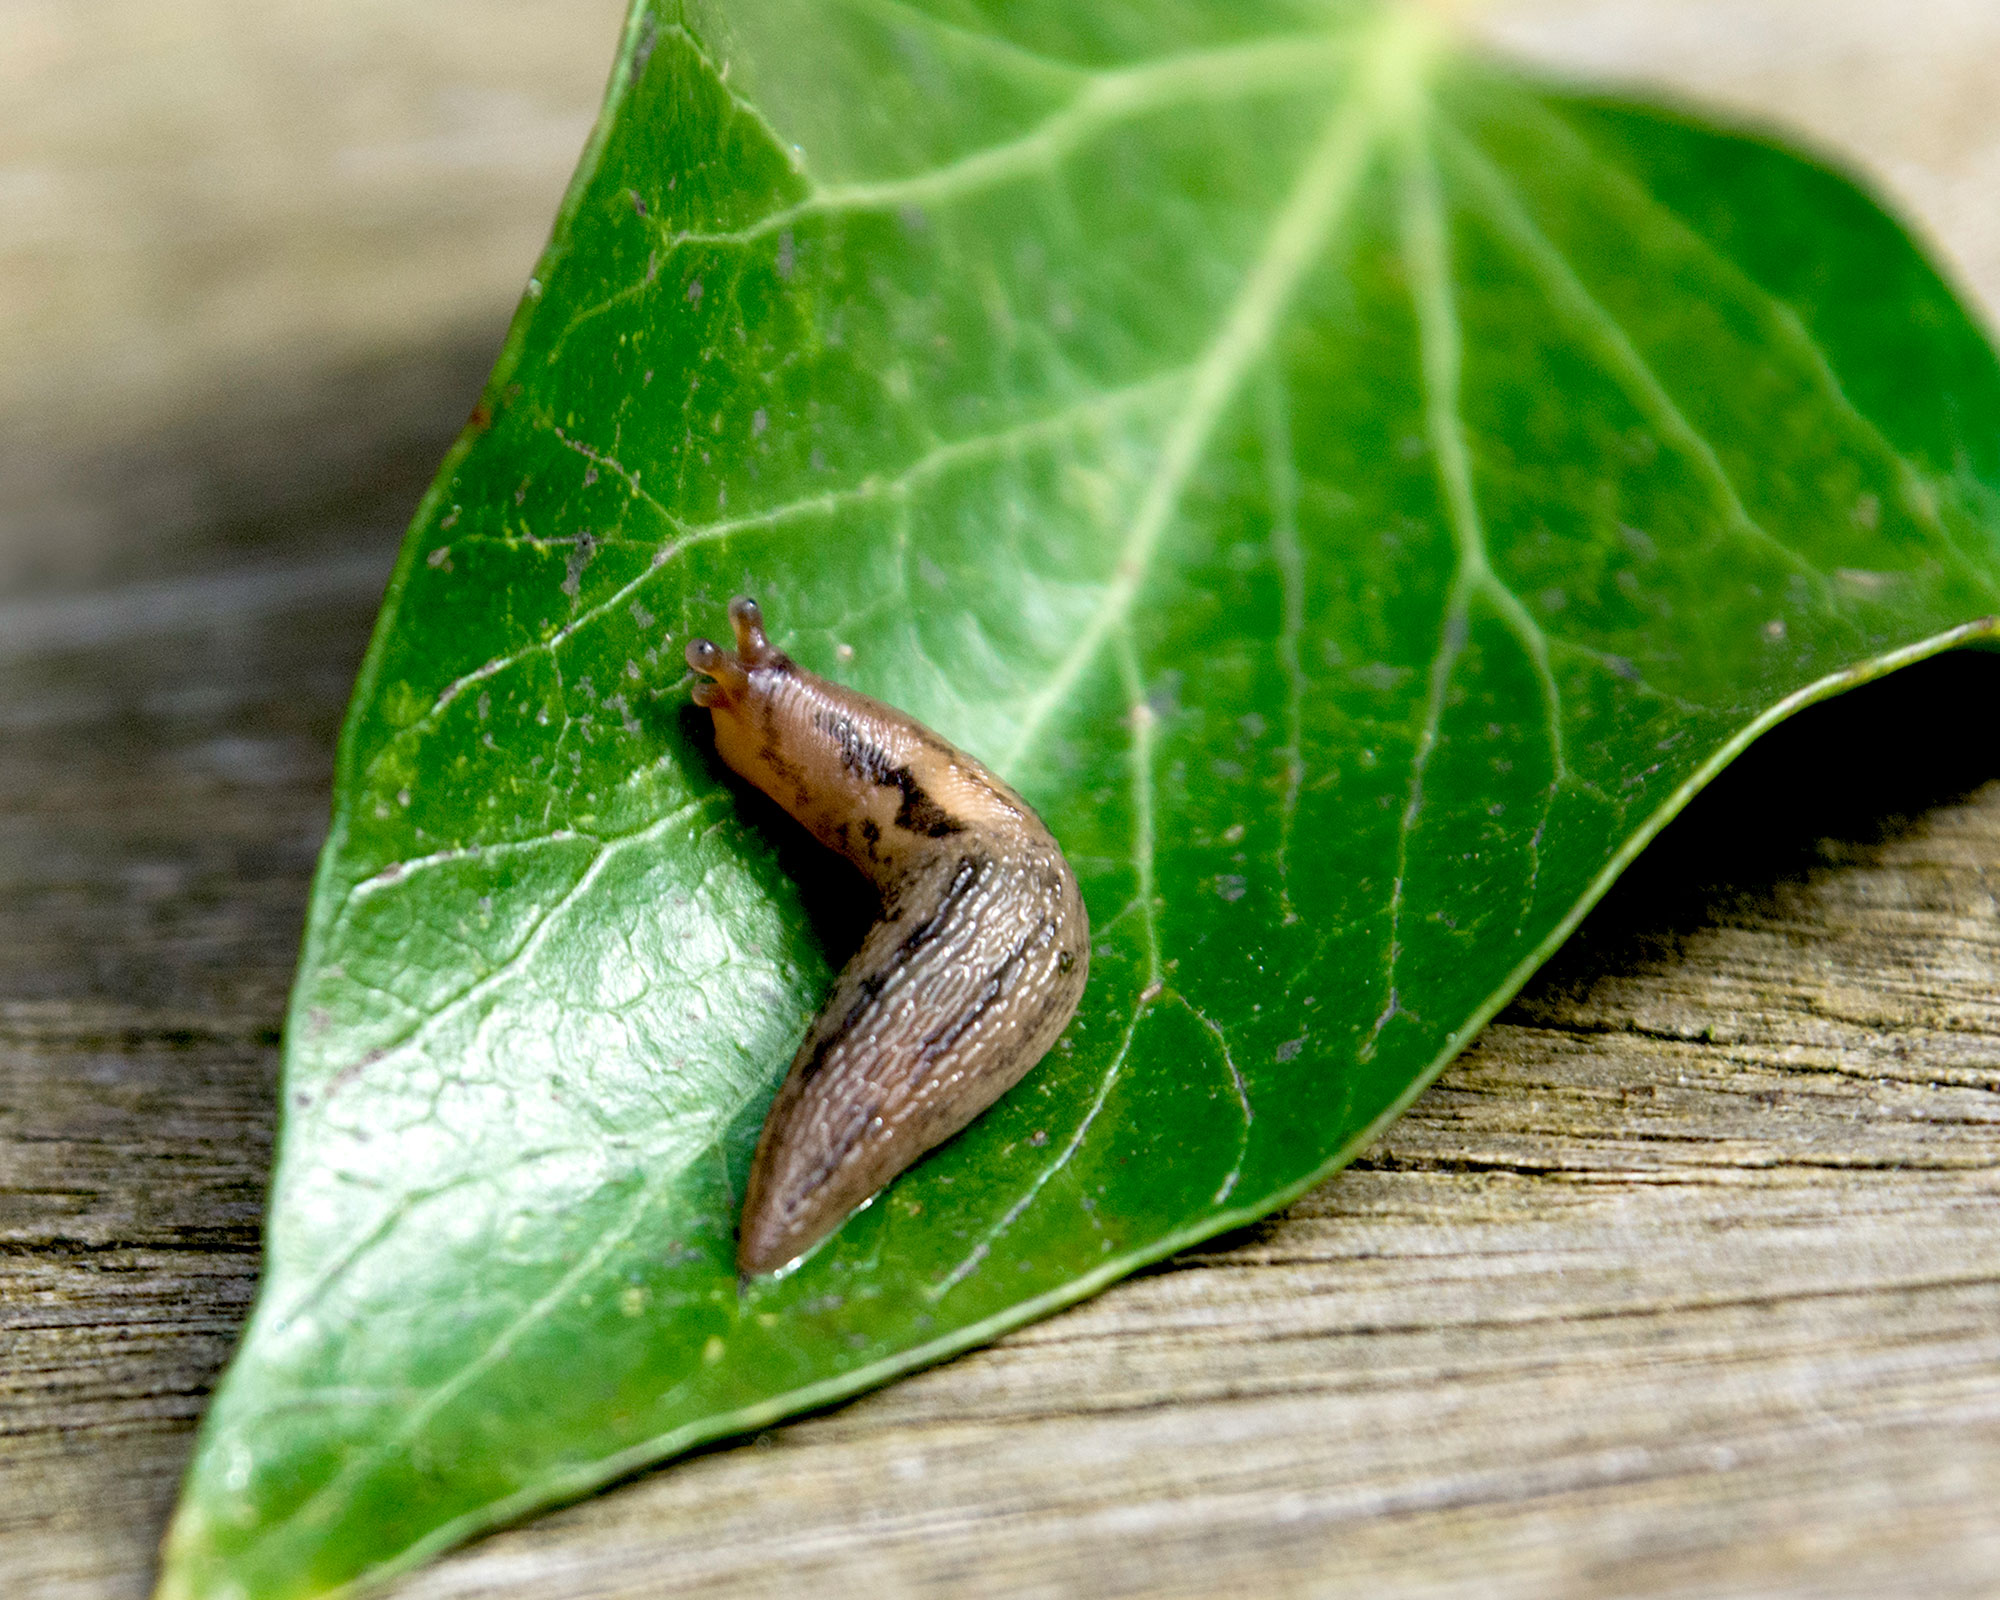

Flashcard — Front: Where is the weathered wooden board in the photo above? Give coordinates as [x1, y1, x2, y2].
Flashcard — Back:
[4, 4, 1999, 1597]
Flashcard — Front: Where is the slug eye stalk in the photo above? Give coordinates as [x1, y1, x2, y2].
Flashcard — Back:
[685, 597, 774, 708]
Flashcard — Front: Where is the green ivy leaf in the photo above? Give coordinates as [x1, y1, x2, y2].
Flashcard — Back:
[159, 2, 2000, 1595]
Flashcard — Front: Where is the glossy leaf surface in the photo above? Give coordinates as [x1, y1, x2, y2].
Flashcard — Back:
[161, 2, 2000, 1595]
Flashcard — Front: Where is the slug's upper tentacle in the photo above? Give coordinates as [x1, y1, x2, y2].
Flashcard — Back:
[685, 595, 1090, 1277]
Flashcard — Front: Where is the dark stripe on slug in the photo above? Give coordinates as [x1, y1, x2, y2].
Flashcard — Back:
[792, 857, 987, 1086]
[815, 709, 894, 784]
[911, 911, 1064, 1068]
[791, 969, 890, 1087]
[891, 770, 963, 837]
[884, 855, 985, 967]
[755, 736, 806, 794]
[810, 708, 964, 837]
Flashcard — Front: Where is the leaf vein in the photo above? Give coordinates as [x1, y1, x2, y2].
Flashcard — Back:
[1445, 130, 1839, 607]
[661, 33, 1353, 254]
[1000, 69, 1388, 773]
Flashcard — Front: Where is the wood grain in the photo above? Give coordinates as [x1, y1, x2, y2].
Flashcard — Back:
[4, 3, 1999, 1597]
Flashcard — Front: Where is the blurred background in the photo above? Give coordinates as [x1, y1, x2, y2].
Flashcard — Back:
[5, 2, 2000, 1595]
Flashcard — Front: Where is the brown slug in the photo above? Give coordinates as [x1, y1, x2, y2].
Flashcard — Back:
[686, 596, 1090, 1278]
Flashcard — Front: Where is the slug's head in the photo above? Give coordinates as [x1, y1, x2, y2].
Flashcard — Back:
[686, 595, 781, 711]
[686, 595, 798, 785]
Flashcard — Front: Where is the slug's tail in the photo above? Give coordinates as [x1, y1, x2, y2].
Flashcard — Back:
[736, 848, 1089, 1278]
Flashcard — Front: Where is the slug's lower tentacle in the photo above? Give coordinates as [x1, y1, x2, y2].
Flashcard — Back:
[685, 595, 1090, 1277]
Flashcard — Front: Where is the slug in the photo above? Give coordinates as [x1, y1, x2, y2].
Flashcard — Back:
[686, 596, 1090, 1277]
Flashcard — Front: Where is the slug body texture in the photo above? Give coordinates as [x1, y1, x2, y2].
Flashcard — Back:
[687, 598, 1090, 1277]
